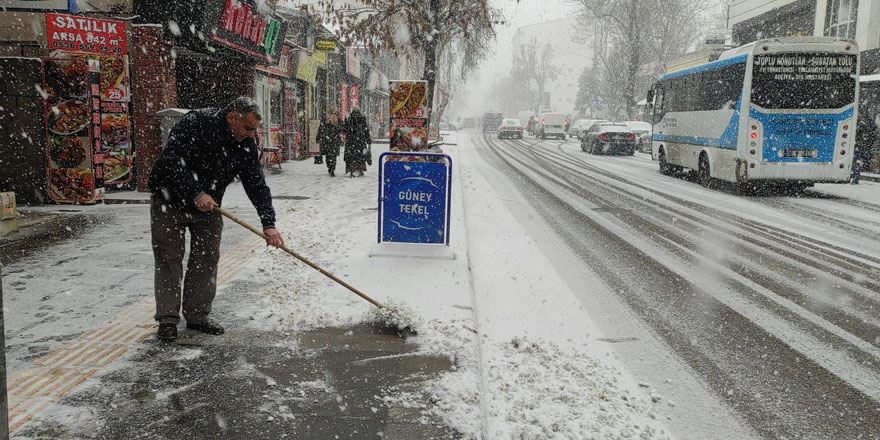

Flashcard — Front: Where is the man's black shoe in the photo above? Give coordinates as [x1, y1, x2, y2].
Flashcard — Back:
[186, 319, 225, 335]
[157, 323, 178, 342]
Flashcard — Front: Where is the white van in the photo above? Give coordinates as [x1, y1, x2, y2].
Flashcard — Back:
[538, 112, 566, 140]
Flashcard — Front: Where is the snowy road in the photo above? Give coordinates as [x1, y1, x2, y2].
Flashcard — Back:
[471, 132, 880, 439]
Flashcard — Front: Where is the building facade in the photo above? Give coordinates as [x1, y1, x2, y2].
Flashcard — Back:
[0, 0, 398, 204]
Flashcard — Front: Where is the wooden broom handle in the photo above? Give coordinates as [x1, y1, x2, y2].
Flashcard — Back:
[215, 207, 385, 309]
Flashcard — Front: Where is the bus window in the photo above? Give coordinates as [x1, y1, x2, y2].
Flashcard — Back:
[653, 87, 665, 124]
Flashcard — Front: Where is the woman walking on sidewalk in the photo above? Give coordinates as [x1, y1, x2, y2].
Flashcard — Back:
[317, 107, 342, 177]
[343, 106, 372, 177]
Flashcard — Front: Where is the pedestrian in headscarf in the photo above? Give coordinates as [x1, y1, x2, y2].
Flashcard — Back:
[343, 106, 372, 177]
[317, 106, 342, 177]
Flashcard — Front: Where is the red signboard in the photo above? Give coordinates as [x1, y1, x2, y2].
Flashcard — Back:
[340, 83, 348, 121]
[210, 0, 284, 62]
[46, 13, 126, 55]
[349, 84, 360, 111]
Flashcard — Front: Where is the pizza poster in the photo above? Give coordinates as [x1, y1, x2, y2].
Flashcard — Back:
[389, 80, 428, 152]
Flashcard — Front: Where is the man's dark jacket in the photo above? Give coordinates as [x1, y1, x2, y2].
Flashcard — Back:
[148, 108, 276, 229]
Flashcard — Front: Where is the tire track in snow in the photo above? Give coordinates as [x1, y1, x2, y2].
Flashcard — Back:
[478, 133, 880, 439]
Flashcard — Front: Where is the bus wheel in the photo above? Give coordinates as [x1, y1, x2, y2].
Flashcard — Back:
[698, 153, 713, 188]
[659, 148, 673, 175]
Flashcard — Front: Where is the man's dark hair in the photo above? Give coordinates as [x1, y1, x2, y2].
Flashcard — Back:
[225, 96, 262, 120]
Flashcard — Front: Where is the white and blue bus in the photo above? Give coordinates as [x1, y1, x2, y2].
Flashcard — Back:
[648, 37, 859, 188]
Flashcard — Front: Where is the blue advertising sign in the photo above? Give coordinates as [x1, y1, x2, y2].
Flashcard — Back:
[379, 153, 452, 244]
[0, 0, 76, 12]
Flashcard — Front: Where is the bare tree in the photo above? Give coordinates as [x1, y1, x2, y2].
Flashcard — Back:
[488, 74, 531, 116]
[569, 0, 712, 119]
[511, 38, 560, 116]
[312, 0, 503, 123]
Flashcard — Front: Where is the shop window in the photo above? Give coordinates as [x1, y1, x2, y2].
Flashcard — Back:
[826, 0, 858, 39]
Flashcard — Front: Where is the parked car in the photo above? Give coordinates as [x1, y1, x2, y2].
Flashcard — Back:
[581, 122, 637, 155]
[498, 118, 524, 139]
[538, 112, 566, 140]
[624, 121, 652, 153]
[569, 119, 609, 140]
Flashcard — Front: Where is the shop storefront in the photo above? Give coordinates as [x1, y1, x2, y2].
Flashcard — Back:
[168, 0, 288, 107]
[292, 48, 327, 157]
[128, 0, 288, 184]
[255, 46, 294, 157]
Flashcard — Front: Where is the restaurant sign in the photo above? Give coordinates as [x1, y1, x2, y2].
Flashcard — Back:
[46, 13, 126, 55]
[207, 0, 287, 62]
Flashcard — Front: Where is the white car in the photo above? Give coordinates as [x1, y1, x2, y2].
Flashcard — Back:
[498, 118, 524, 139]
[624, 121, 652, 153]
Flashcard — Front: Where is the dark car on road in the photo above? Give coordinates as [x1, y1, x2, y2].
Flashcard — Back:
[581, 123, 637, 155]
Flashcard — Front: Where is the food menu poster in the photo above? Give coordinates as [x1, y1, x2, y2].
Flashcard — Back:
[100, 101, 132, 185]
[44, 52, 131, 202]
[44, 55, 97, 203]
[389, 80, 428, 152]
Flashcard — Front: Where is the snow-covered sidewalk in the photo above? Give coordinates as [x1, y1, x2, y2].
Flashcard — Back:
[239, 133, 674, 438]
[4, 132, 676, 439]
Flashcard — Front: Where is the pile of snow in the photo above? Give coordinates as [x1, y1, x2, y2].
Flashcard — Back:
[484, 337, 668, 439]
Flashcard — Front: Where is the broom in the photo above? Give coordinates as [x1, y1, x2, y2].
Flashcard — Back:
[215, 207, 418, 335]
